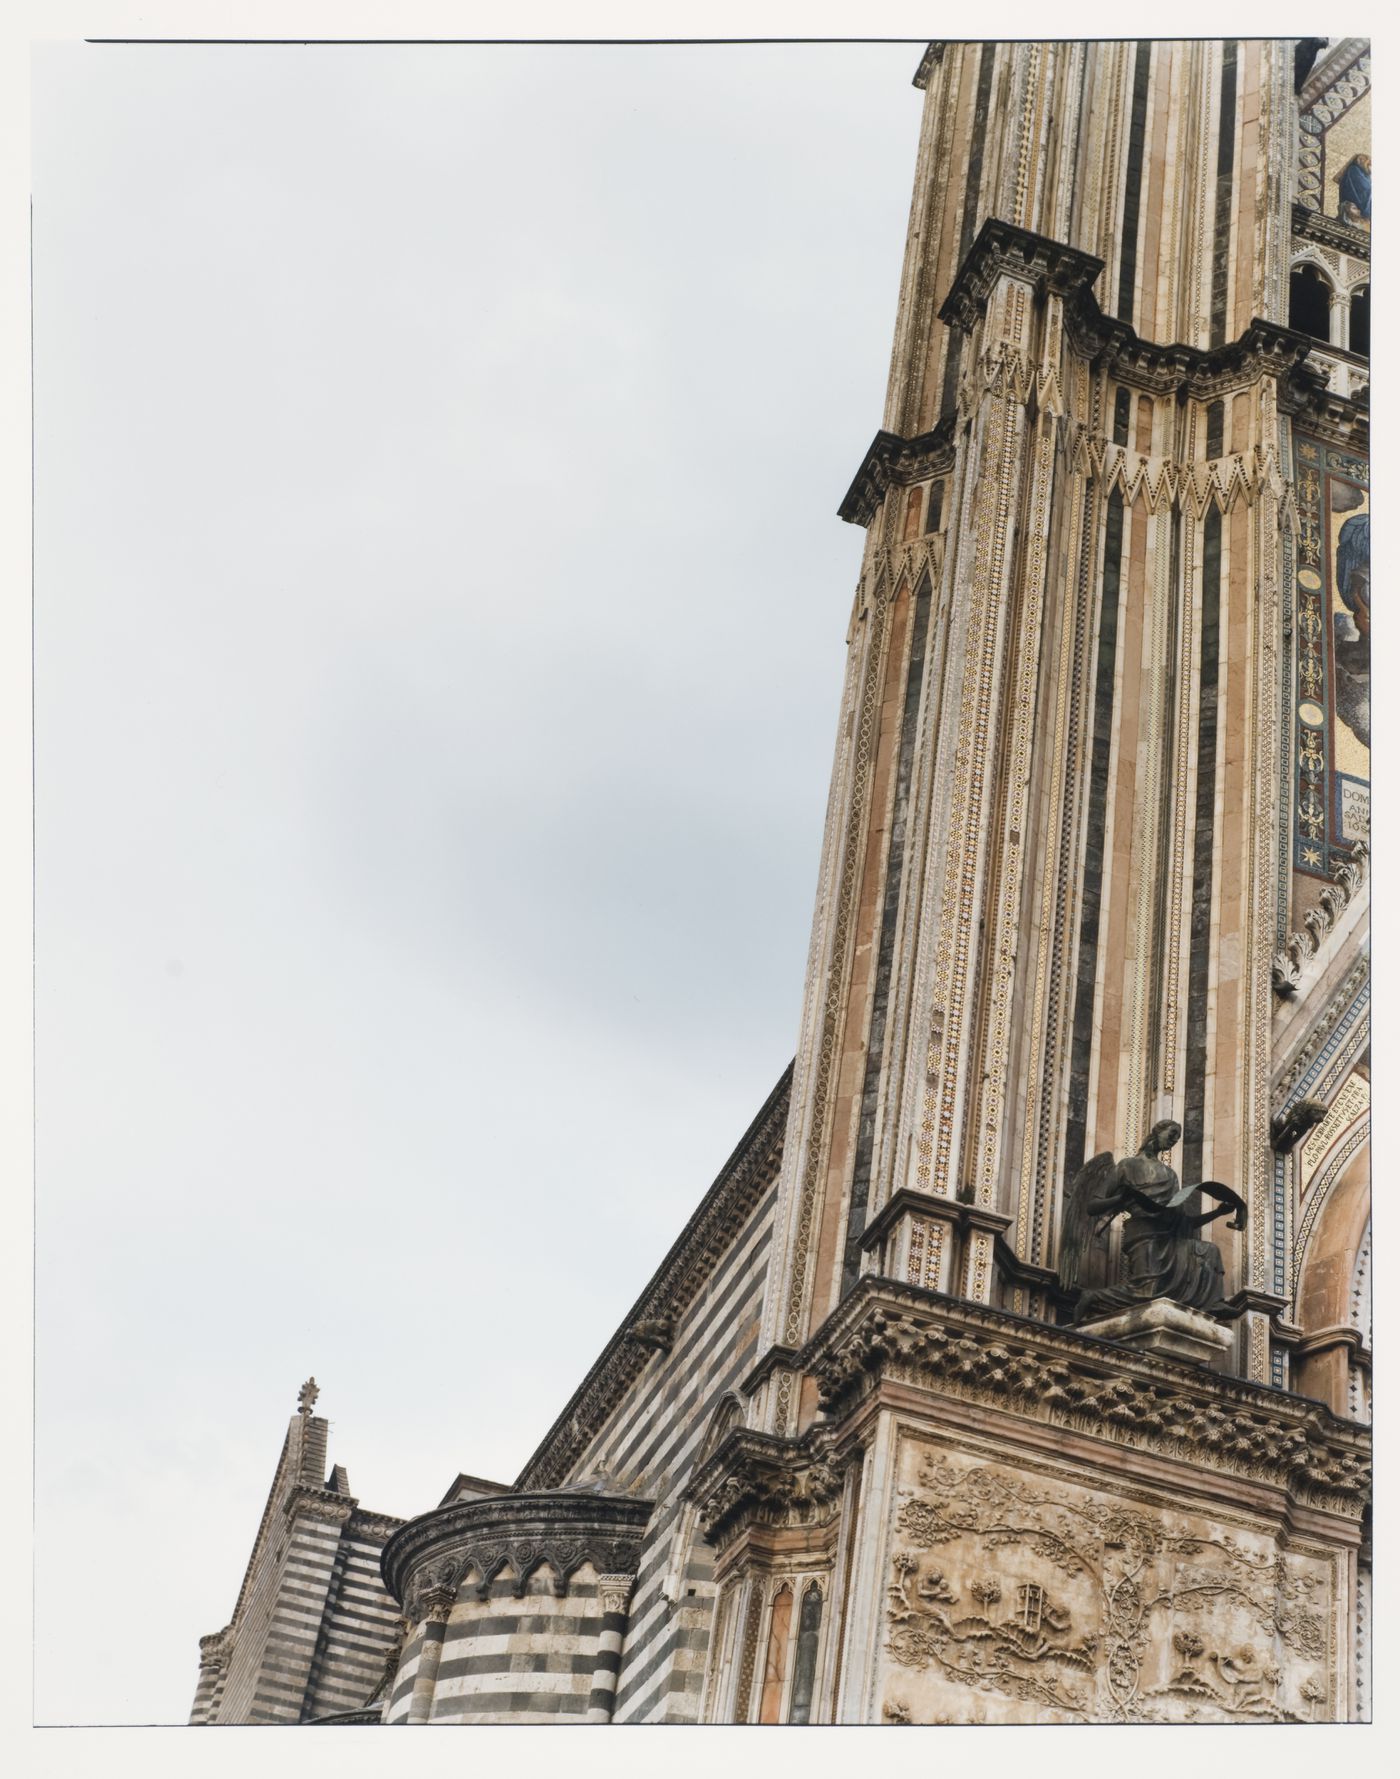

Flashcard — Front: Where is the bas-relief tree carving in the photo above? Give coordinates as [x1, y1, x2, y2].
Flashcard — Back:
[883, 1455, 1333, 1724]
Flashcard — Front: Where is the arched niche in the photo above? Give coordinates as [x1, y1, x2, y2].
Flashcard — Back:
[1349, 283, 1369, 358]
[1288, 259, 1333, 340]
[1293, 1133, 1370, 1417]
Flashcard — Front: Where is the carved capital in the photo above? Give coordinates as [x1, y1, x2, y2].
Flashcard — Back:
[596, 1574, 635, 1617]
[419, 1584, 457, 1623]
[686, 1428, 846, 1554]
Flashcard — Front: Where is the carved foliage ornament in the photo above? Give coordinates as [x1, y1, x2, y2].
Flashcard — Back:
[686, 1429, 846, 1553]
[805, 1285, 1369, 1513]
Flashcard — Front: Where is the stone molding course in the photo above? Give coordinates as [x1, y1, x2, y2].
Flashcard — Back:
[799, 1279, 1370, 1518]
[840, 218, 1366, 534]
[381, 1489, 654, 1622]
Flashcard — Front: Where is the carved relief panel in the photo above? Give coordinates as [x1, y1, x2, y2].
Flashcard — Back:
[878, 1438, 1343, 1724]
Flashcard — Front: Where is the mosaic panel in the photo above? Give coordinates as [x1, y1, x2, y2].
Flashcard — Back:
[1292, 434, 1368, 877]
[1297, 47, 1370, 228]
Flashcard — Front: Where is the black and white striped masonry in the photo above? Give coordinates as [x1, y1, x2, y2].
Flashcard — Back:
[189, 1383, 405, 1724]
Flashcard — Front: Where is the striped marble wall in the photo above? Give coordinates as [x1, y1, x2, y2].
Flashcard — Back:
[567, 1186, 776, 1721]
[189, 1400, 404, 1725]
[386, 1572, 606, 1724]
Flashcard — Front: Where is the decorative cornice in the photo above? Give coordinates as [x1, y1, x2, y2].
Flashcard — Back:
[858, 1188, 1011, 1257]
[838, 222, 1365, 531]
[1287, 1324, 1371, 1368]
[515, 1065, 791, 1491]
[1272, 842, 1368, 999]
[1272, 952, 1369, 1115]
[686, 1429, 845, 1554]
[946, 226, 1344, 410]
[1292, 202, 1370, 262]
[799, 1278, 1371, 1518]
[1283, 375, 1369, 450]
[911, 43, 942, 90]
[1077, 313, 1316, 402]
[348, 1508, 406, 1543]
[285, 1484, 355, 1525]
[381, 1488, 654, 1614]
[938, 218, 1104, 333]
[740, 1342, 800, 1399]
[838, 420, 956, 526]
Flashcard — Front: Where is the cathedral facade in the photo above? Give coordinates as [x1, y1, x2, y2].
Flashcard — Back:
[191, 37, 1371, 1727]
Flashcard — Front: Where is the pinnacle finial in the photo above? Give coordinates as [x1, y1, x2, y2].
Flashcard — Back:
[297, 1377, 320, 1417]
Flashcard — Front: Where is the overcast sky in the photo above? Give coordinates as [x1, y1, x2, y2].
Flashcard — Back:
[31, 38, 925, 1725]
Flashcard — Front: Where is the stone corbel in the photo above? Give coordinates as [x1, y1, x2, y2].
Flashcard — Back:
[686, 1428, 846, 1576]
[197, 1628, 232, 1672]
[627, 1315, 674, 1354]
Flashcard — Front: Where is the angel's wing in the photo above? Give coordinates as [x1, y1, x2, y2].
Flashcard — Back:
[1057, 1151, 1118, 1292]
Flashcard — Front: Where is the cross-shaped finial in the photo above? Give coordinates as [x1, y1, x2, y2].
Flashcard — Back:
[297, 1377, 320, 1416]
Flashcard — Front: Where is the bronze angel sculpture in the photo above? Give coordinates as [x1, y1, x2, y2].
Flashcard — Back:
[1057, 1119, 1247, 1322]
